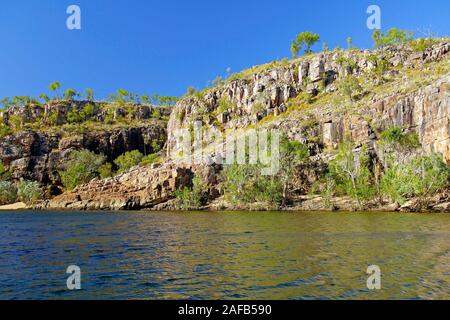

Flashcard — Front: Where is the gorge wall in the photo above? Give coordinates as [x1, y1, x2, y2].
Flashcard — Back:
[167, 42, 450, 164]
[2, 41, 448, 211]
[0, 101, 168, 195]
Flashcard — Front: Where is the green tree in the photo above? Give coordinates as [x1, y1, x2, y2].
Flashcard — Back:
[82, 103, 96, 120]
[141, 95, 150, 105]
[372, 30, 384, 48]
[173, 175, 205, 210]
[328, 140, 374, 207]
[372, 28, 414, 48]
[380, 127, 421, 153]
[0, 160, 12, 180]
[1, 97, 10, 109]
[67, 110, 82, 123]
[410, 38, 436, 52]
[64, 89, 77, 101]
[279, 136, 310, 205]
[9, 115, 23, 131]
[337, 75, 363, 102]
[367, 55, 390, 83]
[0, 123, 12, 139]
[98, 162, 113, 179]
[140, 153, 161, 166]
[17, 179, 43, 205]
[186, 86, 197, 96]
[217, 96, 234, 113]
[60, 149, 107, 190]
[111, 89, 132, 105]
[18, 96, 31, 106]
[347, 37, 353, 49]
[0, 181, 17, 205]
[385, 28, 414, 44]
[39, 93, 50, 103]
[49, 81, 61, 99]
[222, 162, 282, 206]
[114, 150, 144, 174]
[291, 31, 320, 57]
[381, 153, 449, 205]
[85, 88, 94, 101]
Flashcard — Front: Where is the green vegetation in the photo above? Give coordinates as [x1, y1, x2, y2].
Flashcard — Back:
[0, 181, 17, 205]
[17, 179, 43, 205]
[251, 102, 265, 115]
[409, 38, 439, 52]
[347, 37, 353, 49]
[217, 96, 234, 113]
[327, 140, 374, 207]
[375, 127, 447, 205]
[39, 93, 50, 103]
[291, 31, 320, 57]
[381, 153, 449, 205]
[60, 149, 107, 191]
[58, 148, 162, 188]
[336, 54, 358, 73]
[279, 136, 310, 205]
[85, 88, 95, 101]
[140, 153, 161, 166]
[98, 163, 113, 179]
[221, 135, 309, 207]
[64, 89, 77, 101]
[49, 81, 61, 99]
[0, 160, 11, 181]
[0, 80, 177, 139]
[380, 127, 420, 150]
[0, 122, 13, 139]
[114, 150, 144, 174]
[367, 55, 390, 83]
[222, 162, 282, 206]
[173, 175, 205, 210]
[372, 28, 414, 48]
[186, 86, 197, 96]
[314, 127, 448, 208]
[337, 75, 363, 102]
[67, 103, 97, 123]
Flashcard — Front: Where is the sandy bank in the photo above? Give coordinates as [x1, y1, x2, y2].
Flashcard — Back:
[0, 202, 27, 210]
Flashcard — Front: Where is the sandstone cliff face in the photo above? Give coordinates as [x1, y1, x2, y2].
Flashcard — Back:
[0, 123, 167, 193]
[167, 42, 450, 163]
[37, 41, 450, 211]
[266, 76, 450, 164]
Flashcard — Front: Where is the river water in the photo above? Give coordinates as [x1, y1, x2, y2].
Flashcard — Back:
[0, 211, 449, 300]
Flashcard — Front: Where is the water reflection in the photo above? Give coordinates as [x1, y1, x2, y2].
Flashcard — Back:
[0, 211, 448, 299]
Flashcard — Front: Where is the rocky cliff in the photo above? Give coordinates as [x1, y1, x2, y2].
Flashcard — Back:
[38, 163, 221, 210]
[0, 100, 168, 195]
[4, 40, 449, 212]
[167, 41, 450, 164]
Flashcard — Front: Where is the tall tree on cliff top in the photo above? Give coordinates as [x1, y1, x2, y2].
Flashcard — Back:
[49, 81, 61, 100]
[291, 31, 320, 57]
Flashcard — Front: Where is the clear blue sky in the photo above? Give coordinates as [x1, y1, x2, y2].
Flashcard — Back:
[0, 0, 448, 101]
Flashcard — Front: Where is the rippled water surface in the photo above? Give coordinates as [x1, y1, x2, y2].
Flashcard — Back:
[0, 211, 449, 299]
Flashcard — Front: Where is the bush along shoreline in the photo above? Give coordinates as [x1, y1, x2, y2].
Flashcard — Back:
[1, 32, 449, 212]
